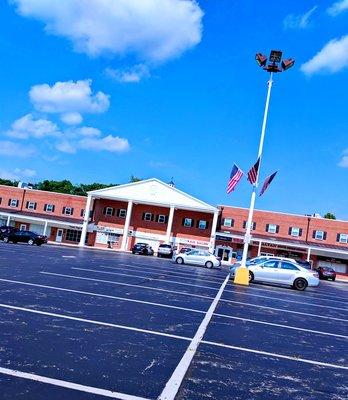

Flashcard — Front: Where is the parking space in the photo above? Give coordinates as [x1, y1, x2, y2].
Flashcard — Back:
[0, 243, 347, 399]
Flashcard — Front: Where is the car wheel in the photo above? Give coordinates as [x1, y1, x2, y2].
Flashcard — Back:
[28, 239, 34, 246]
[332, 278, 336, 281]
[3, 237, 9, 243]
[293, 278, 308, 291]
[205, 261, 213, 269]
[176, 257, 184, 265]
[37, 243, 42, 246]
[157, 254, 161, 258]
[249, 271, 254, 282]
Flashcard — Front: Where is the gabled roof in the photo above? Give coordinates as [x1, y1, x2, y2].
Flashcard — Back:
[88, 178, 217, 213]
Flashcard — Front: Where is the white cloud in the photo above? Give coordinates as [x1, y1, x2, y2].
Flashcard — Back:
[56, 141, 76, 154]
[6, 114, 60, 139]
[301, 35, 348, 75]
[327, 0, 348, 16]
[60, 112, 83, 125]
[339, 150, 348, 167]
[29, 80, 110, 124]
[76, 127, 101, 137]
[0, 141, 36, 157]
[283, 6, 318, 30]
[79, 135, 130, 152]
[105, 64, 150, 83]
[0, 168, 37, 181]
[12, 0, 203, 62]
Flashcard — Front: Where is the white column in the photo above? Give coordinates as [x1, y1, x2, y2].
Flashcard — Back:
[78, 195, 93, 247]
[121, 200, 133, 251]
[258, 241, 262, 256]
[165, 206, 175, 243]
[6, 215, 11, 226]
[307, 247, 311, 262]
[209, 210, 219, 253]
[43, 220, 48, 236]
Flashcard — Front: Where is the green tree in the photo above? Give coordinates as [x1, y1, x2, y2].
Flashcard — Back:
[130, 175, 142, 183]
[324, 212, 336, 220]
[0, 178, 17, 187]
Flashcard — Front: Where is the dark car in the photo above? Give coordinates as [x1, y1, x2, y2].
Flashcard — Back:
[3, 230, 47, 246]
[316, 266, 336, 281]
[0, 226, 18, 240]
[131, 242, 154, 256]
[295, 260, 312, 270]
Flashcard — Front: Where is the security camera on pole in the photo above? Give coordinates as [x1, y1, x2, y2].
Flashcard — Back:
[233, 50, 295, 286]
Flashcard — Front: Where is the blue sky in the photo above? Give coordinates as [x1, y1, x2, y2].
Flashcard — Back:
[0, 0, 347, 218]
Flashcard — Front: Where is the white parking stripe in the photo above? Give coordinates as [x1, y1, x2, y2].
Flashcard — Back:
[213, 313, 348, 339]
[200, 340, 348, 370]
[0, 367, 151, 400]
[221, 298, 348, 322]
[0, 278, 207, 314]
[41, 272, 216, 301]
[224, 288, 348, 311]
[158, 275, 230, 400]
[72, 267, 220, 292]
[0, 303, 192, 342]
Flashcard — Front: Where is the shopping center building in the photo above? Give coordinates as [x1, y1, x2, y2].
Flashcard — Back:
[0, 178, 347, 274]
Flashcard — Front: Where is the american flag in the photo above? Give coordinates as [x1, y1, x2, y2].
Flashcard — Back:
[259, 171, 278, 196]
[227, 164, 244, 194]
[247, 158, 260, 185]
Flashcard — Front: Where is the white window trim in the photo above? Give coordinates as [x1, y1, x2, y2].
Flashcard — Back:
[291, 227, 300, 237]
[105, 207, 114, 216]
[223, 218, 233, 227]
[119, 209, 126, 218]
[64, 207, 73, 216]
[10, 199, 18, 207]
[339, 234, 348, 244]
[158, 214, 166, 223]
[315, 230, 324, 240]
[27, 201, 36, 210]
[20, 224, 27, 231]
[46, 204, 54, 212]
[198, 220, 207, 229]
[184, 218, 192, 227]
[268, 224, 277, 234]
[144, 212, 152, 221]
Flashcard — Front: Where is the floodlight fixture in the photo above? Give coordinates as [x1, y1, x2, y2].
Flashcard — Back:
[269, 50, 282, 63]
[255, 53, 267, 67]
[281, 58, 295, 71]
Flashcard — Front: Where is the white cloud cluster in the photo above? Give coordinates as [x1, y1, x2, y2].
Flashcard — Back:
[6, 114, 60, 139]
[12, 0, 203, 62]
[283, 6, 318, 30]
[327, 0, 348, 16]
[0, 141, 36, 157]
[0, 168, 37, 181]
[339, 150, 348, 167]
[29, 80, 109, 124]
[105, 64, 151, 83]
[79, 135, 130, 152]
[301, 35, 348, 75]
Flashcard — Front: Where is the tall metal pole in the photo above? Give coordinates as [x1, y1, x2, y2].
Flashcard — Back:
[240, 72, 273, 268]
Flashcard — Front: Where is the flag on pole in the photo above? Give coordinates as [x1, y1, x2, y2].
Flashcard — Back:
[247, 158, 260, 185]
[227, 164, 244, 194]
[259, 171, 278, 196]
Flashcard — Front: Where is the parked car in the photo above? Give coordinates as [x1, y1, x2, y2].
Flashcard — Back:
[173, 249, 221, 269]
[131, 243, 154, 256]
[0, 226, 18, 240]
[315, 266, 336, 281]
[230, 259, 319, 291]
[3, 230, 47, 246]
[157, 244, 174, 258]
[233, 255, 296, 268]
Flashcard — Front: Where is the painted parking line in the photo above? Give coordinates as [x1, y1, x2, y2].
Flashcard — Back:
[158, 275, 230, 400]
[0, 278, 207, 314]
[0, 303, 193, 342]
[71, 267, 221, 292]
[221, 298, 348, 322]
[224, 287, 348, 311]
[0, 367, 151, 400]
[200, 341, 348, 371]
[41, 272, 217, 301]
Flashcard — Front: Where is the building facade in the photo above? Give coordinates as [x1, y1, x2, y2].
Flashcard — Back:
[0, 179, 347, 274]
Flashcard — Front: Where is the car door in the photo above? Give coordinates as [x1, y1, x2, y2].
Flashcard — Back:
[253, 260, 280, 283]
[185, 250, 201, 265]
[278, 261, 300, 284]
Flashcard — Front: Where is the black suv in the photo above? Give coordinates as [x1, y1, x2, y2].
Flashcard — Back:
[0, 226, 18, 240]
[131, 243, 154, 256]
[3, 230, 47, 246]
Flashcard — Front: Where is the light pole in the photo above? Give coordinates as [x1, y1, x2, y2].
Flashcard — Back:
[234, 50, 295, 286]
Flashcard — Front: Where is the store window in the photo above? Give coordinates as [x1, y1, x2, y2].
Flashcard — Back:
[118, 209, 127, 218]
[183, 218, 193, 227]
[63, 207, 74, 216]
[9, 199, 19, 207]
[266, 224, 279, 234]
[198, 220, 207, 229]
[223, 218, 234, 228]
[65, 229, 82, 242]
[26, 201, 37, 210]
[44, 204, 55, 212]
[338, 233, 348, 244]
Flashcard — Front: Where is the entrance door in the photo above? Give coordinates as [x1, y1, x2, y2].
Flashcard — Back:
[217, 247, 231, 263]
[56, 229, 64, 243]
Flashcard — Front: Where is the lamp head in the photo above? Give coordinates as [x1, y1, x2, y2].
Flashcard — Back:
[281, 58, 295, 71]
[269, 50, 283, 63]
[255, 53, 267, 67]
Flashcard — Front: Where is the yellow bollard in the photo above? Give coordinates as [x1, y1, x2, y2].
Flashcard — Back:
[233, 266, 249, 286]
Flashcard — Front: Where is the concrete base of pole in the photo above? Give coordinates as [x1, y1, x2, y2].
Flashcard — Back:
[233, 267, 250, 286]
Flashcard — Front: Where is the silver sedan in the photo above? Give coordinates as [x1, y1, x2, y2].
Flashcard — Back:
[173, 249, 221, 269]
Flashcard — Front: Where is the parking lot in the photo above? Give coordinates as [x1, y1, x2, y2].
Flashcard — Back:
[0, 243, 347, 400]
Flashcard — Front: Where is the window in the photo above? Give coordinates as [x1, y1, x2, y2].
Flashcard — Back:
[289, 227, 302, 237]
[183, 218, 194, 227]
[118, 209, 127, 218]
[281, 262, 299, 271]
[80, 209, 85, 217]
[63, 207, 74, 216]
[20, 224, 27, 231]
[198, 220, 207, 229]
[26, 201, 37, 210]
[262, 260, 279, 268]
[337, 233, 348, 244]
[0, 197, 2, 204]
[243, 221, 256, 230]
[223, 218, 234, 228]
[65, 229, 82, 242]
[44, 204, 55, 213]
[266, 224, 279, 234]
[9, 199, 19, 208]
[143, 212, 153, 221]
[313, 230, 326, 240]
[157, 214, 166, 223]
[104, 207, 114, 216]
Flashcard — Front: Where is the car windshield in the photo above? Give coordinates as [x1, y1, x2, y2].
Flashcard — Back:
[159, 245, 171, 248]
[323, 267, 334, 271]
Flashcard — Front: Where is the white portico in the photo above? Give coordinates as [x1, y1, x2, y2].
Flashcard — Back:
[78, 178, 219, 252]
